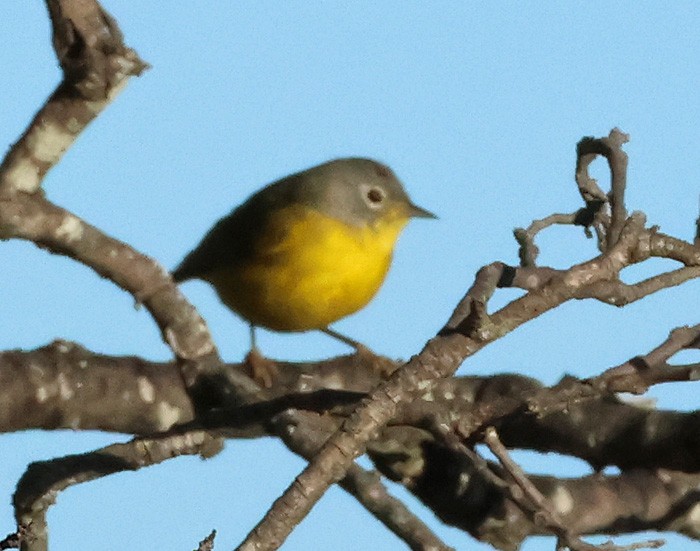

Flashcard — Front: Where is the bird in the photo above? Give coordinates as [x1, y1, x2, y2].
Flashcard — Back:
[172, 157, 435, 356]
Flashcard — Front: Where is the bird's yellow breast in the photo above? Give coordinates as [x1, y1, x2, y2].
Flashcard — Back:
[206, 204, 409, 332]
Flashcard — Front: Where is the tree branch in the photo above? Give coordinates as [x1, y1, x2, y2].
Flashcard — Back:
[14, 430, 222, 551]
[0, 0, 262, 415]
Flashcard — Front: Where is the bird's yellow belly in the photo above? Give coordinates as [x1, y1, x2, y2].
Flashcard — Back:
[207, 207, 408, 332]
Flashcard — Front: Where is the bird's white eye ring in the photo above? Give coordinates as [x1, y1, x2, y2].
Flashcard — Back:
[363, 185, 386, 209]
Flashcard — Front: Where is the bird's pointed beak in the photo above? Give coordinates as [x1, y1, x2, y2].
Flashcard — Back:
[408, 202, 437, 219]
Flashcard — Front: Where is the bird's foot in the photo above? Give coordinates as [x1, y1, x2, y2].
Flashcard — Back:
[347, 341, 399, 379]
[242, 348, 278, 388]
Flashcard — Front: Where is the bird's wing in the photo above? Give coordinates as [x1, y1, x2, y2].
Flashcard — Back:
[172, 176, 303, 282]
[172, 200, 263, 282]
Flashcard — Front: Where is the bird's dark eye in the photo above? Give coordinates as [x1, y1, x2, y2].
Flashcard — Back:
[366, 187, 384, 204]
[360, 183, 387, 210]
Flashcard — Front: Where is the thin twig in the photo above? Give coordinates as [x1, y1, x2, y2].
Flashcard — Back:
[14, 431, 222, 551]
[194, 530, 216, 551]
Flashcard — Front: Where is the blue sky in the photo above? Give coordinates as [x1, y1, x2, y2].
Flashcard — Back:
[1, 2, 698, 550]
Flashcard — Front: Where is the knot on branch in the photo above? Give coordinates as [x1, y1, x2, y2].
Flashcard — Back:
[47, 0, 148, 99]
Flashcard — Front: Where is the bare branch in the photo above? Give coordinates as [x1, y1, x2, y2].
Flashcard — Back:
[194, 530, 216, 551]
[579, 266, 700, 306]
[588, 324, 700, 394]
[2, 4, 697, 546]
[483, 428, 665, 551]
[15, 430, 222, 551]
[575, 129, 630, 250]
[648, 231, 700, 265]
[236, 211, 660, 549]
[370, 425, 698, 550]
[515, 212, 594, 267]
[0, 0, 147, 195]
[272, 410, 454, 550]
[3, 341, 696, 473]
[0, 0, 262, 408]
[0, 531, 20, 550]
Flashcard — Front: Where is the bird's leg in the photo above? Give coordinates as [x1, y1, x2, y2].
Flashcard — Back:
[321, 327, 372, 355]
[322, 327, 397, 378]
[243, 324, 277, 388]
[249, 324, 258, 350]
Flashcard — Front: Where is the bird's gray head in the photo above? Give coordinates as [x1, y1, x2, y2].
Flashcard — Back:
[296, 158, 435, 227]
